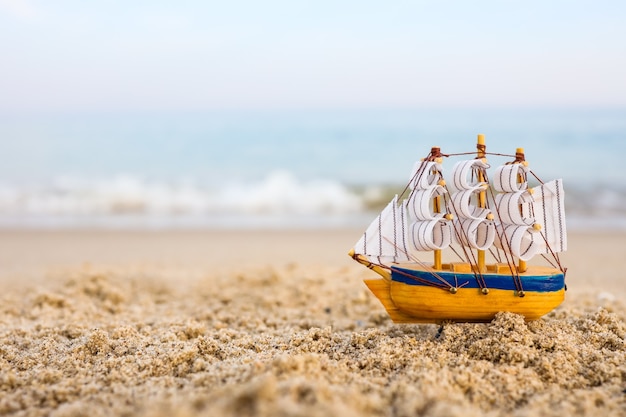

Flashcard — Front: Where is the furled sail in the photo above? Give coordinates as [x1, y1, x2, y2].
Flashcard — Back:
[493, 164, 542, 261]
[448, 159, 496, 250]
[407, 161, 452, 252]
[352, 151, 566, 268]
[353, 195, 411, 264]
[409, 160, 441, 190]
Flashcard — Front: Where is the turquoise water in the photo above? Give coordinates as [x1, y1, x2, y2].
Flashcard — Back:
[0, 108, 625, 229]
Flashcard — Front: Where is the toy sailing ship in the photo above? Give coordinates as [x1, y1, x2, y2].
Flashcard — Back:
[349, 134, 567, 323]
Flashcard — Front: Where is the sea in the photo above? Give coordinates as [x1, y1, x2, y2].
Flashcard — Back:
[0, 108, 625, 230]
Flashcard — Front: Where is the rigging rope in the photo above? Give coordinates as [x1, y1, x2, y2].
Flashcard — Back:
[441, 183, 487, 290]
[371, 146, 566, 295]
[483, 170, 525, 294]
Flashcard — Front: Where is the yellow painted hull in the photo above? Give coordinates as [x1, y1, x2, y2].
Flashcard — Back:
[350, 251, 565, 323]
[364, 278, 565, 323]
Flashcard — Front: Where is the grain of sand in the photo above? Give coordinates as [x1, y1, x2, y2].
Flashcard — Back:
[0, 230, 625, 416]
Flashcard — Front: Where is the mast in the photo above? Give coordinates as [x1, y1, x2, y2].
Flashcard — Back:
[431, 147, 443, 270]
[516, 147, 528, 273]
[476, 134, 487, 273]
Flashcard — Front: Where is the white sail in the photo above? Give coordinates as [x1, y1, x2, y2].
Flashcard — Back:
[494, 224, 542, 261]
[492, 163, 566, 260]
[492, 162, 538, 260]
[353, 195, 412, 264]
[408, 185, 447, 221]
[405, 161, 452, 253]
[448, 159, 496, 250]
[410, 217, 452, 252]
[493, 163, 529, 193]
[531, 179, 567, 253]
[456, 218, 496, 250]
[354, 154, 566, 267]
[409, 161, 442, 190]
[449, 186, 492, 220]
[494, 191, 535, 226]
[451, 159, 489, 190]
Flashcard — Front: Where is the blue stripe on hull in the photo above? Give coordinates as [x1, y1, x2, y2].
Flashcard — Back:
[391, 266, 564, 293]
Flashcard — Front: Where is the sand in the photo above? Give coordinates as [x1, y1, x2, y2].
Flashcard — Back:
[0, 229, 625, 416]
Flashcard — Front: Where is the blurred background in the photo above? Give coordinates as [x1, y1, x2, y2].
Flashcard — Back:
[1, 0, 625, 231]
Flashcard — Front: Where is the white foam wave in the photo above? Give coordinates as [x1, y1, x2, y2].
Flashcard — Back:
[0, 172, 363, 224]
[217, 171, 362, 215]
[1, 173, 626, 230]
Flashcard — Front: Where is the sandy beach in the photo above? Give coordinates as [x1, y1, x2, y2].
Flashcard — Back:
[0, 229, 624, 416]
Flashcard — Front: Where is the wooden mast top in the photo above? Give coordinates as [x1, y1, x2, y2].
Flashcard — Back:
[477, 134, 485, 150]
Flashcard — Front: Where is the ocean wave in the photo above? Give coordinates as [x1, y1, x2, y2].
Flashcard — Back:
[0, 172, 363, 228]
[0, 173, 625, 230]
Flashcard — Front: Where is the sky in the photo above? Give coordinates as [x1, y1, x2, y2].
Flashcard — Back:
[1, 0, 625, 112]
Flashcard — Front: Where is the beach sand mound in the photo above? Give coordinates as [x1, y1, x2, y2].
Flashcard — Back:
[1, 264, 625, 417]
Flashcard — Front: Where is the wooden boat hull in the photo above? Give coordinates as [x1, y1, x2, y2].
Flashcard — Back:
[362, 263, 565, 323]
